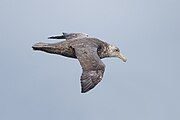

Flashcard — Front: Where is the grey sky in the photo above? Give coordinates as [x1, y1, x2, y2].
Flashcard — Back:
[0, 0, 180, 120]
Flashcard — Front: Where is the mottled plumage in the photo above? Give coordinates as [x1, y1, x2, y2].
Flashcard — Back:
[32, 32, 126, 93]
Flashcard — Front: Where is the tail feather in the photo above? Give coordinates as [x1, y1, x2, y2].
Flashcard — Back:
[32, 42, 49, 50]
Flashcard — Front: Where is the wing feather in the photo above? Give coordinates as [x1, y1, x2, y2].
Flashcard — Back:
[72, 43, 105, 93]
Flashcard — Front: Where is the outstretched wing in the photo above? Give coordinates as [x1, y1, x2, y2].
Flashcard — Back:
[72, 43, 105, 93]
[48, 33, 66, 39]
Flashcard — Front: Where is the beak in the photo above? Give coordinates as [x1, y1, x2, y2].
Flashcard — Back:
[118, 52, 127, 62]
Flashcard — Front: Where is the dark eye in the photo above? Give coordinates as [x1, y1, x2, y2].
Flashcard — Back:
[115, 49, 119, 52]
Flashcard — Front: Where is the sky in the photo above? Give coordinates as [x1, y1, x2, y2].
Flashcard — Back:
[0, 0, 180, 120]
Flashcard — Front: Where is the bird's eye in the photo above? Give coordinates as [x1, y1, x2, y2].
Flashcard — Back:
[115, 49, 119, 52]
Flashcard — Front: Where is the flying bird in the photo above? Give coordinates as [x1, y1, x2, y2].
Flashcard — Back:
[32, 32, 127, 93]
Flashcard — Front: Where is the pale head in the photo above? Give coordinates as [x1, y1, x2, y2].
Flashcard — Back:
[107, 45, 127, 62]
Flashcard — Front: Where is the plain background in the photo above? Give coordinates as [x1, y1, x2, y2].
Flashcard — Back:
[0, 0, 180, 120]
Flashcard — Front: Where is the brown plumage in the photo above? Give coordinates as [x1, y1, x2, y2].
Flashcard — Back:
[32, 33, 126, 93]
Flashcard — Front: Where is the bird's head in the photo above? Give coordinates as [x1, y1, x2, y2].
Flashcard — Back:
[107, 45, 127, 62]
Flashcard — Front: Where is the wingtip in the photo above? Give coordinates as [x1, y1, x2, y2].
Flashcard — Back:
[81, 90, 88, 93]
[48, 36, 53, 39]
[81, 86, 91, 93]
[81, 86, 93, 93]
[48, 36, 65, 39]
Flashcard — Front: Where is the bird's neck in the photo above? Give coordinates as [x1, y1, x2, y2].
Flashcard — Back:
[98, 45, 110, 59]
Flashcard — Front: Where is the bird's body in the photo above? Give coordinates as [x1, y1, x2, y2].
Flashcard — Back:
[33, 38, 109, 59]
[32, 32, 126, 93]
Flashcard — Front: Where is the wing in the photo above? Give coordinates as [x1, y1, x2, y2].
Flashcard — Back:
[48, 33, 88, 40]
[72, 43, 105, 93]
[48, 33, 70, 40]
[48, 35, 65, 39]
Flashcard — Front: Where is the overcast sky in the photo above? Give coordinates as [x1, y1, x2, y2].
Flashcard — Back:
[0, 0, 180, 120]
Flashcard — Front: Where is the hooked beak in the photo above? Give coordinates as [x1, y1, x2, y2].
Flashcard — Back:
[118, 52, 127, 62]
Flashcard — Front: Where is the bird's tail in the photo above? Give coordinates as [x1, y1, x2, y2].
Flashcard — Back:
[32, 42, 50, 50]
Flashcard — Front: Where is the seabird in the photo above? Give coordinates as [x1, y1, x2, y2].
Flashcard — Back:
[32, 32, 127, 93]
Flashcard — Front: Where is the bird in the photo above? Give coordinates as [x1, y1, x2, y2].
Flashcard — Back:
[32, 32, 127, 93]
